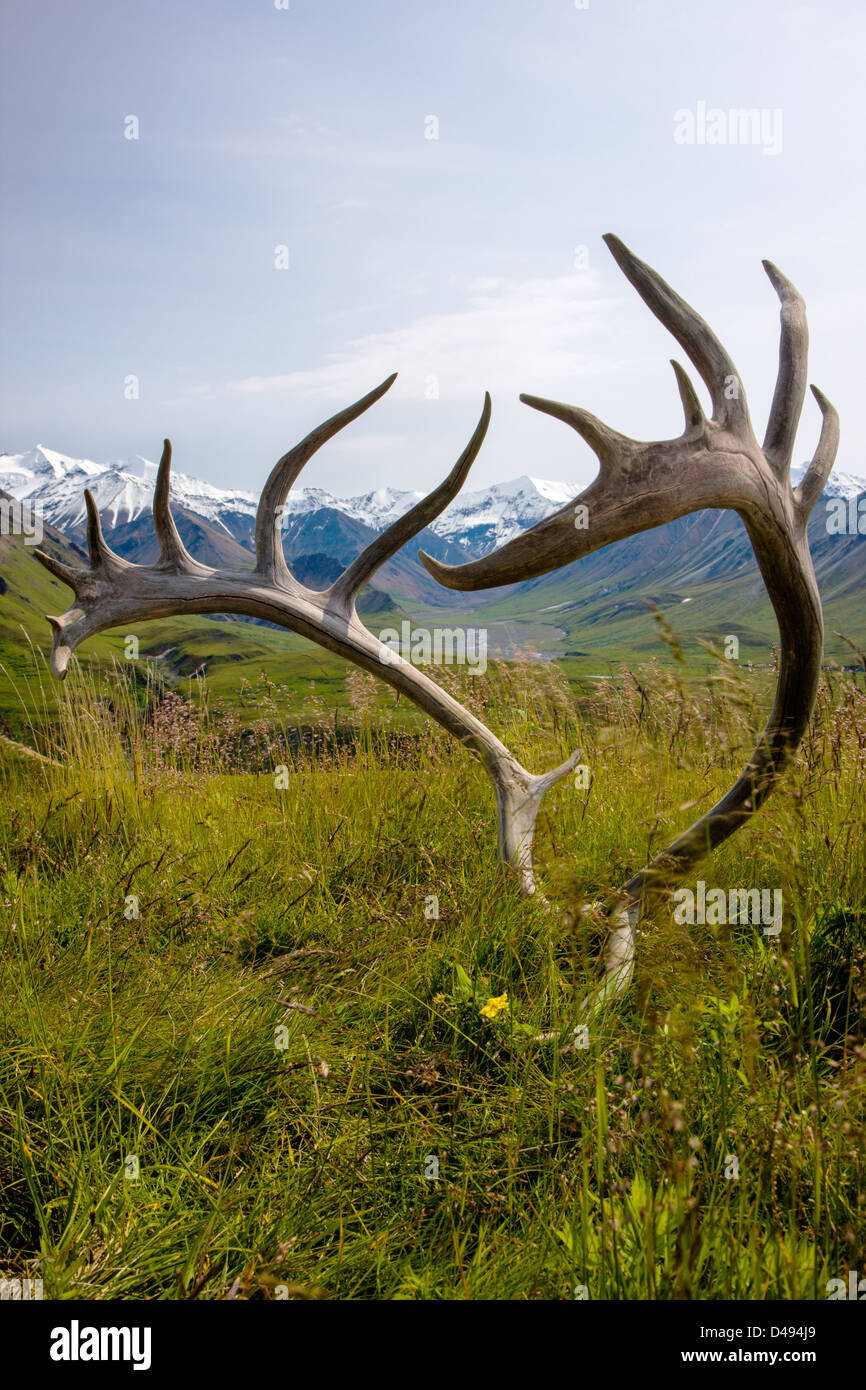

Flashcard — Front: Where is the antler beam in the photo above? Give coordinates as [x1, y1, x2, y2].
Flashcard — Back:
[421, 234, 840, 1014]
[34, 376, 579, 894]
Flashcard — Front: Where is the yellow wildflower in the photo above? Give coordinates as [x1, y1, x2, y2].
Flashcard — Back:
[480, 993, 509, 1020]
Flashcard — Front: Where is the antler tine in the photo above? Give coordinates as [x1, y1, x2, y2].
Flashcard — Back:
[45, 614, 76, 679]
[153, 439, 198, 571]
[255, 373, 398, 582]
[84, 489, 123, 568]
[34, 446, 187, 591]
[794, 385, 841, 517]
[603, 232, 752, 437]
[761, 261, 808, 473]
[33, 547, 82, 593]
[330, 392, 491, 608]
[518, 394, 638, 469]
[670, 360, 706, 432]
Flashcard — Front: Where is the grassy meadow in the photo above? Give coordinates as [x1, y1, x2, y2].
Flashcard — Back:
[0, 643, 864, 1300]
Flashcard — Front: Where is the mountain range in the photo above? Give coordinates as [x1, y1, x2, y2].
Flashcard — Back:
[0, 444, 588, 552]
[0, 446, 592, 605]
[0, 443, 863, 679]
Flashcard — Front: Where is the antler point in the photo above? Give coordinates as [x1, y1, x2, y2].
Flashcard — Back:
[670, 359, 705, 430]
[418, 548, 445, 579]
[762, 258, 801, 307]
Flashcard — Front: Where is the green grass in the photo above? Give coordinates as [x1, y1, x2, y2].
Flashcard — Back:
[0, 650, 864, 1299]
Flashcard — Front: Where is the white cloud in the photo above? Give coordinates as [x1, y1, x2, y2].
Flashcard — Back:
[181, 383, 216, 399]
[225, 272, 624, 405]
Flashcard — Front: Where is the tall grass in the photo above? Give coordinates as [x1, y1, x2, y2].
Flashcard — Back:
[0, 648, 863, 1299]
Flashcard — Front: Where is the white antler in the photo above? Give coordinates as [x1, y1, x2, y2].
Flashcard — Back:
[421, 234, 840, 1015]
[34, 375, 580, 894]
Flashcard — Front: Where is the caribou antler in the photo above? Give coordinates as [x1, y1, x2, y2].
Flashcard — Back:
[34, 375, 579, 893]
[421, 234, 840, 1013]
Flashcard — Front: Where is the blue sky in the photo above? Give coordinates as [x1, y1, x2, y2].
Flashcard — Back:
[1, 0, 862, 495]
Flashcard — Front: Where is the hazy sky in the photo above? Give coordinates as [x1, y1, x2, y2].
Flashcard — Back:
[1, 0, 862, 496]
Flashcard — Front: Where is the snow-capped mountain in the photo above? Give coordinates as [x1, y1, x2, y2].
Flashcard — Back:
[0, 445, 585, 557]
[0, 445, 104, 496]
[432, 476, 580, 554]
[338, 487, 424, 530]
[0, 445, 261, 536]
[790, 463, 865, 501]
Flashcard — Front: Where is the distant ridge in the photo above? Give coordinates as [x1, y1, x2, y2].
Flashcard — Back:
[2, 444, 862, 569]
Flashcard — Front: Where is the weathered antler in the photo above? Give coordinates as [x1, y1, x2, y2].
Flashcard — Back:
[421, 234, 840, 1012]
[34, 375, 579, 893]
